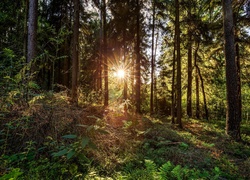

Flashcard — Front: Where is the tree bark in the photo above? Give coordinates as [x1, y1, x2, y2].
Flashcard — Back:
[154, 28, 159, 113]
[223, 0, 241, 140]
[23, 0, 28, 60]
[186, 3, 192, 117]
[71, 0, 80, 104]
[171, 38, 176, 124]
[195, 68, 200, 119]
[98, 0, 103, 91]
[123, 27, 128, 101]
[135, 0, 141, 114]
[103, 0, 108, 106]
[150, 0, 156, 115]
[195, 64, 209, 120]
[176, 0, 182, 128]
[27, 0, 38, 64]
[194, 42, 200, 119]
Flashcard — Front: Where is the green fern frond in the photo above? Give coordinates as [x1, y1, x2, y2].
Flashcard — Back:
[158, 161, 173, 180]
[145, 159, 157, 173]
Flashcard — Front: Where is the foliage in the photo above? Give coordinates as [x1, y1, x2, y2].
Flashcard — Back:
[0, 168, 23, 180]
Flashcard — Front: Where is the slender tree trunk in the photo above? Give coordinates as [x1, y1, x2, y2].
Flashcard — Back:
[176, 0, 182, 128]
[150, 0, 156, 115]
[103, 0, 108, 106]
[195, 69, 200, 119]
[171, 38, 176, 124]
[187, 3, 192, 117]
[23, 0, 28, 59]
[236, 41, 242, 124]
[26, 0, 38, 101]
[27, 0, 38, 64]
[123, 32, 128, 114]
[123, 29, 128, 100]
[154, 28, 159, 113]
[135, 0, 141, 114]
[62, 4, 70, 89]
[71, 0, 79, 104]
[235, 21, 242, 134]
[195, 64, 209, 120]
[223, 0, 241, 140]
[98, 1, 103, 91]
[194, 42, 200, 119]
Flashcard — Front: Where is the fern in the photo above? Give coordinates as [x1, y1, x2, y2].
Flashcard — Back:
[171, 165, 182, 180]
[158, 161, 173, 180]
[145, 159, 157, 173]
[145, 159, 158, 179]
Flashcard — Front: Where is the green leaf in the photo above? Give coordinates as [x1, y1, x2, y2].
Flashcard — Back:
[1, 168, 23, 180]
[67, 150, 75, 160]
[62, 134, 77, 139]
[52, 148, 68, 157]
[81, 137, 90, 148]
[179, 142, 189, 150]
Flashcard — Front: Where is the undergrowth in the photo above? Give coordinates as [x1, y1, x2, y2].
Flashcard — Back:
[0, 92, 250, 179]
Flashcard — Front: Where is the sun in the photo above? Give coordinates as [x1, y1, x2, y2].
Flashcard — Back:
[116, 69, 125, 79]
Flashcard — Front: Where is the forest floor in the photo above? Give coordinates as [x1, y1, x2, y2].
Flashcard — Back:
[1, 92, 250, 179]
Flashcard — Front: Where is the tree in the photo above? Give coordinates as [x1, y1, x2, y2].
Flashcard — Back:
[223, 0, 241, 140]
[194, 42, 200, 119]
[171, 36, 176, 123]
[72, 0, 80, 104]
[135, 0, 141, 114]
[186, 1, 192, 117]
[27, 0, 38, 64]
[175, 0, 182, 128]
[150, 0, 156, 115]
[103, 0, 108, 106]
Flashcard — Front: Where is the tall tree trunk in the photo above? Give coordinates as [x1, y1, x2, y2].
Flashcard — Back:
[27, 0, 38, 64]
[71, 0, 79, 104]
[235, 40, 242, 126]
[176, 0, 182, 128]
[98, 0, 103, 91]
[26, 0, 38, 101]
[103, 0, 108, 106]
[186, 3, 192, 117]
[194, 42, 200, 119]
[23, 0, 28, 60]
[154, 28, 159, 113]
[171, 37, 176, 124]
[195, 69, 200, 119]
[63, 4, 71, 89]
[195, 64, 209, 120]
[135, 0, 141, 114]
[223, 0, 241, 140]
[150, 0, 156, 115]
[234, 17, 242, 136]
[123, 29, 128, 101]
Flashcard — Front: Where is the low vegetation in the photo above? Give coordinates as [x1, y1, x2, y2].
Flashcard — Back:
[1, 92, 249, 180]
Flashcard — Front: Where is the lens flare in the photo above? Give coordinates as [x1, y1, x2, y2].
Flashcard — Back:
[117, 69, 125, 78]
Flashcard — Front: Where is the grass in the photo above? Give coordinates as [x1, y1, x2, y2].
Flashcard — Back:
[1, 92, 250, 179]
